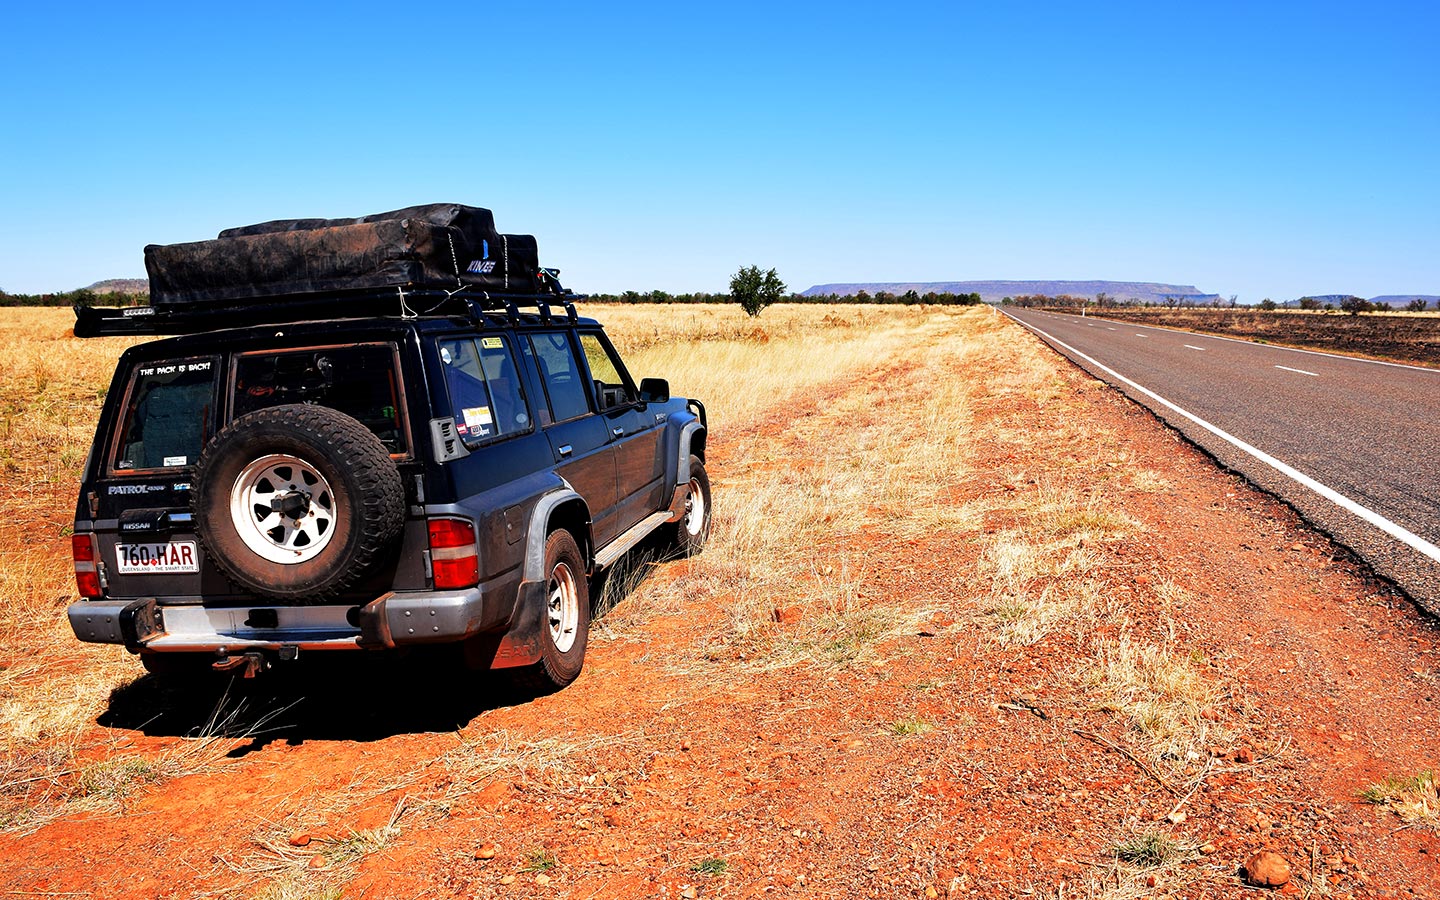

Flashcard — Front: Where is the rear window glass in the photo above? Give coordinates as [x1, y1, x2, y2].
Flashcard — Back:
[232, 344, 407, 454]
[115, 358, 219, 471]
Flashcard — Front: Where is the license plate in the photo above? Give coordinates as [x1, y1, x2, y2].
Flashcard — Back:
[115, 541, 199, 574]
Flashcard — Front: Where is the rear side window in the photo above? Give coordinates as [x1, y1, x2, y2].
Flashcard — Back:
[438, 335, 531, 445]
[527, 332, 591, 423]
[232, 344, 408, 454]
[114, 358, 219, 471]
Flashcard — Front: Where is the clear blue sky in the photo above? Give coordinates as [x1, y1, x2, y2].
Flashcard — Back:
[2, 2, 1436, 302]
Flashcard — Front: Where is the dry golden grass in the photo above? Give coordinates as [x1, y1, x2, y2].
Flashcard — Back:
[1086, 636, 1228, 779]
[0, 309, 150, 829]
[597, 302, 953, 433]
[595, 306, 983, 671]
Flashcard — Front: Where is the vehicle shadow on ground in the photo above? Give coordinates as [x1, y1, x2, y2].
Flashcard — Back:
[96, 653, 541, 750]
[95, 538, 676, 749]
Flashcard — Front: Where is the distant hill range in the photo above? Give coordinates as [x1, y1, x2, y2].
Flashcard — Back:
[800, 280, 1220, 305]
[83, 278, 148, 294]
[1365, 294, 1439, 307]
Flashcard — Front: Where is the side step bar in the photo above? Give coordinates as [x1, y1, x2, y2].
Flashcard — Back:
[593, 510, 672, 569]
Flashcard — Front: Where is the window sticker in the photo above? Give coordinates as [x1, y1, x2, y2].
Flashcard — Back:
[462, 406, 494, 436]
[481, 336, 503, 349]
[163, 455, 188, 467]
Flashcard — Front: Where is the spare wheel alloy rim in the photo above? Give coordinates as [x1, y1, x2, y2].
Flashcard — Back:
[683, 477, 706, 537]
[229, 453, 338, 564]
[547, 559, 580, 653]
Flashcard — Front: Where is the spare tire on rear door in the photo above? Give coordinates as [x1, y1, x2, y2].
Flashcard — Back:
[192, 403, 405, 602]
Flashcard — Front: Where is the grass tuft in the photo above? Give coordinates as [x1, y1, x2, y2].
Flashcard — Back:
[691, 857, 728, 876]
[1362, 771, 1439, 826]
[1087, 636, 1228, 778]
[521, 848, 558, 873]
[1111, 830, 1181, 867]
[889, 716, 933, 737]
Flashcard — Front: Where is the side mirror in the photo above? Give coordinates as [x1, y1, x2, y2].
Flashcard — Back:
[639, 377, 669, 403]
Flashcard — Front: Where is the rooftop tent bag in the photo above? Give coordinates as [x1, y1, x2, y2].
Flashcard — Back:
[144, 204, 545, 309]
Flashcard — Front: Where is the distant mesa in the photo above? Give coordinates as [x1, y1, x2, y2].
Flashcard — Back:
[83, 278, 148, 294]
[801, 280, 1220, 305]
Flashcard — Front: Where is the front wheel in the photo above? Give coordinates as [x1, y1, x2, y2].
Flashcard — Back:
[512, 529, 590, 693]
[671, 454, 712, 556]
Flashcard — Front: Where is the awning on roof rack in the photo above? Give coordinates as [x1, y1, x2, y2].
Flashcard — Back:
[145, 204, 550, 308]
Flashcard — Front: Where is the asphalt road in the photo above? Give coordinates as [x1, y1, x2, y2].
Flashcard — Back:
[1002, 307, 1440, 616]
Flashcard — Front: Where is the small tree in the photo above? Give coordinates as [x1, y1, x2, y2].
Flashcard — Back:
[1298, 296, 1322, 311]
[1339, 295, 1370, 316]
[730, 265, 786, 317]
[1406, 298, 1428, 312]
[1258, 298, 1278, 311]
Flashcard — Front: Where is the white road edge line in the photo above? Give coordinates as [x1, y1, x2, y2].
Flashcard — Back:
[1184, 345, 1206, 351]
[1275, 365, 1319, 377]
[1002, 311, 1440, 565]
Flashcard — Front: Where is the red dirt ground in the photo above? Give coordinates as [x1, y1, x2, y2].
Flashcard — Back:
[2, 320, 1437, 900]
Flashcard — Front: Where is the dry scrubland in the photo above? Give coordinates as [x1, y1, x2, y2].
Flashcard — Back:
[0, 305, 1434, 899]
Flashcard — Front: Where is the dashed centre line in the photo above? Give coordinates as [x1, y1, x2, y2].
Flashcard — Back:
[1184, 345, 1206, 351]
[1275, 365, 1320, 377]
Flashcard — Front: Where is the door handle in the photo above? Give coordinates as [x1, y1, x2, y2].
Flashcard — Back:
[611, 427, 624, 437]
[558, 444, 573, 457]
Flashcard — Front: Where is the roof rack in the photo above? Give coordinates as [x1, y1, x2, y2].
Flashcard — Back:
[72, 286, 581, 338]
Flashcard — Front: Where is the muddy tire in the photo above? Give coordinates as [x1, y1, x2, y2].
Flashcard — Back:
[510, 529, 590, 693]
[192, 404, 404, 602]
[668, 454, 712, 556]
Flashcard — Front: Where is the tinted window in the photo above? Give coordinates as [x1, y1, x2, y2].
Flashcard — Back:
[115, 358, 218, 470]
[233, 344, 407, 453]
[579, 333, 636, 409]
[527, 333, 590, 423]
[438, 335, 531, 445]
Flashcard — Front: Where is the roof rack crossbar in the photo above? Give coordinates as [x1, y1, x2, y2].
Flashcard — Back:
[72, 286, 578, 338]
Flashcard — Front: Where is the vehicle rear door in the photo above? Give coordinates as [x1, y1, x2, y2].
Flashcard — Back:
[88, 354, 231, 600]
[523, 331, 621, 547]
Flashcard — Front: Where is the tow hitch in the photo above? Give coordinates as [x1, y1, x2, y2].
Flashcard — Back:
[213, 651, 269, 678]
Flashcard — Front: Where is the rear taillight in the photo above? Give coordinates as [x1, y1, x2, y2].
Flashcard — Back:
[72, 533, 102, 599]
[427, 518, 479, 590]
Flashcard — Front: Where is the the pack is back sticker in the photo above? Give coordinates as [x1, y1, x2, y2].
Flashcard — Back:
[462, 406, 494, 437]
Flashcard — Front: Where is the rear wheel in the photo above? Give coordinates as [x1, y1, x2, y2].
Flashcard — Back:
[510, 529, 590, 693]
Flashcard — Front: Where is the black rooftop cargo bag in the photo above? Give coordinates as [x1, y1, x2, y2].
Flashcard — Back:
[144, 203, 544, 308]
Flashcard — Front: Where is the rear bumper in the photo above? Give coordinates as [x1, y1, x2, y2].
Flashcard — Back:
[65, 582, 523, 655]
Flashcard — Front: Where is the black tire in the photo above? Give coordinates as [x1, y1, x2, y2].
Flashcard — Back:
[669, 454, 712, 556]
[192, 404, 405, 603]
[511, 529, 590, 693]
